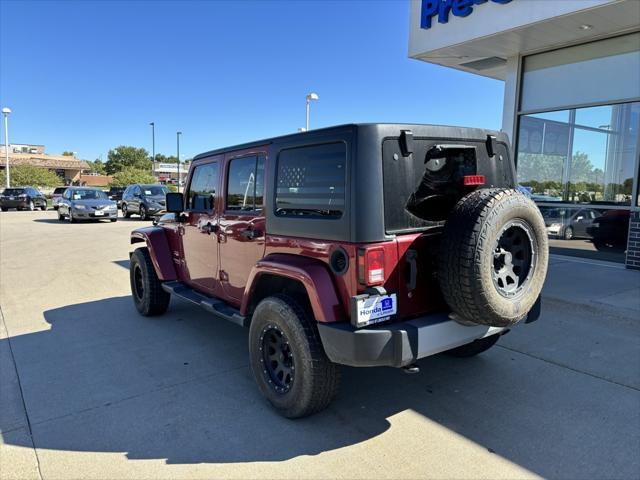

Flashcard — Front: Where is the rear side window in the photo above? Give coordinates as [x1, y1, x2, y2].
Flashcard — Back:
[187, 162, 219, 211]
[226, 155, 265, 212]
[275, 143, 345, 218]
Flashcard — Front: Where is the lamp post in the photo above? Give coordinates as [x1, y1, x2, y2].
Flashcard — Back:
[149, 122, 155, 176]
[2, 107, 11, 188]
[305, 92, 319, 131]
[176, 131, 182, 192]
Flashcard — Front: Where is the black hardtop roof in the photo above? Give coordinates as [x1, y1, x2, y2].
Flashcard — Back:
[192, 123, 507, 161]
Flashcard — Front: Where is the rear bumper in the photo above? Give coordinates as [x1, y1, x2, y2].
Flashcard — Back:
[1, 200, 29, 209]
[317, 301, 540, 368]
[317, 314, 504, 367]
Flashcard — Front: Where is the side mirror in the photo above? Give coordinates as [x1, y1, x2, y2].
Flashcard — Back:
[576, 216, 584, 222]
[166, 192, 184, 214]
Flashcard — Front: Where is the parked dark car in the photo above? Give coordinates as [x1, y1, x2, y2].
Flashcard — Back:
[108, 186, 126, 208]
[541, 206, 602, 240]
[121, 184, 170, 220]
[0, 187, 47, 211]
[57, 187, 117, 222]
[587, 209, 630, 251]
[51, 187, 68, 210]
[129, 123, 548, 418]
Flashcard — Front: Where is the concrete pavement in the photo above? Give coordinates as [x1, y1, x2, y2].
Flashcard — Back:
[1, 210, 639, 479]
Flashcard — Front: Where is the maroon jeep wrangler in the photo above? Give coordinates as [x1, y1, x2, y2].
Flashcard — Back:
[129, 124, 548, 418]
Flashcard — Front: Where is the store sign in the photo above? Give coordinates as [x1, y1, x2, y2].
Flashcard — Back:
[421, 0, 513, 30]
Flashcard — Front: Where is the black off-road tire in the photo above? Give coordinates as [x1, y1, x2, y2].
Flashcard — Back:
[130, 247, 170, 316]
[249, 294, 341, 418]
[445, 334, 500, 358]
[438, 188, 548, 327]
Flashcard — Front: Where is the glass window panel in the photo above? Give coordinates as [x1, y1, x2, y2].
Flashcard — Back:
[187, 162, 218, 211]
[276, 143, 345, 218]
[226, 156, 257, 211]
[517, 102, 639, 206]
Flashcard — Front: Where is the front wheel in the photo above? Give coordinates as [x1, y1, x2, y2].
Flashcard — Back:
[563, 226, 573, 240]
[139, 205, 147, 221]
[57, 209, 65, 221]
[249, 295, 341, 418]
[28, 200, 35, 211]
[122, 203, 131, 218]
[130, 247, 170, 316]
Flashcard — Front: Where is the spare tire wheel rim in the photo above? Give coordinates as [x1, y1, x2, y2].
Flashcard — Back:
[492, 218, 537, 298]
[259, 324, 294, 394]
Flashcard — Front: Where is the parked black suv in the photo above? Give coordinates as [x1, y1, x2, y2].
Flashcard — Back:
[121, 184, 170, 220]
[0, 187, 47, 211]
[108, 186, 126, 208]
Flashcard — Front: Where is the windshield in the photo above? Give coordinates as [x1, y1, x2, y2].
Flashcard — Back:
[142, 186, 169, 196]
[70, 189, 108, 200]
[3, 188, 25, 195]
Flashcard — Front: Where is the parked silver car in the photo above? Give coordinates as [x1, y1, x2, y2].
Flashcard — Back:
[57, 187, 118, 222]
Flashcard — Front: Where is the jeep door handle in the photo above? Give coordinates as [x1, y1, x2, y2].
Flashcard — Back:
[240, 228, 260, 239]
[200, 223, 218, 235]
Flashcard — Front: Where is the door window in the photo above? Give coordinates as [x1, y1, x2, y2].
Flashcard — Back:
[226, 155, 265, 212]
[187, 162, 219, 211]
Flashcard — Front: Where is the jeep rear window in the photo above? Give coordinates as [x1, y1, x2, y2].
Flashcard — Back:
[275, 142, 345, 218]
[383, 138, 511, 234]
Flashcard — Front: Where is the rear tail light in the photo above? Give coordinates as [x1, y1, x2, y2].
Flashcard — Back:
[463, 175, 485, 186]
[357, 247, 385, 286]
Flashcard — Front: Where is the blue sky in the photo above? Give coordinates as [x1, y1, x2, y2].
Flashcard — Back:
[0, 0, 504, 161]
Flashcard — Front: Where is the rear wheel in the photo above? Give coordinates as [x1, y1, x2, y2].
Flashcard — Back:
[249, 295, 341, 418]
[1, 207, 7, 212]
[129, 247, 170, 316]
[438, 189, 548, 327]
[445, 334, 500, 358]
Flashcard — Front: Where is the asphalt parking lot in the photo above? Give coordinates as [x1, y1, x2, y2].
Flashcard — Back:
[1, 210, 639, 480]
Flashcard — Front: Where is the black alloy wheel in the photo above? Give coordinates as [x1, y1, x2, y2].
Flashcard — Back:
[492, 219, 536, 298]
[260, 325, 295, 394]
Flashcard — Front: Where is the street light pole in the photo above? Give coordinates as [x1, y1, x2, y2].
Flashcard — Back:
[149, 122, 155, 177]
[2, 107, 11, 188]
[176, 131, 182, 192]
[305, 92, 319, 131]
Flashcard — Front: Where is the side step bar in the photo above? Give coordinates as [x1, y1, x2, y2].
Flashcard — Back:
[161, 281, 248, 327]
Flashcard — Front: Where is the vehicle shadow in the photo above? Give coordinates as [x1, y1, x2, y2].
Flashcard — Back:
[2, 296, 636, 477]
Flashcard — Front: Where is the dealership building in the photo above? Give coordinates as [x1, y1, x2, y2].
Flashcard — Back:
[409, 0, 639, 268]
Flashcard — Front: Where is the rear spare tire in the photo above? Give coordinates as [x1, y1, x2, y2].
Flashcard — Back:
[438, 188, 548, 327]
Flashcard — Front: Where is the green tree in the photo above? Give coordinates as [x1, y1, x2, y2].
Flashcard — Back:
[61, 151, 74, 156]
[86, 159, 106, 175]
[109, 167, 156, 187]
[105, 146, 151, 174]
[153, 153, 178, 164]
[0, 165, 62, 188]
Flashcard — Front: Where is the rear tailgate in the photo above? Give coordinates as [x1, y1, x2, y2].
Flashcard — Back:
[394, 232, 446, 319]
